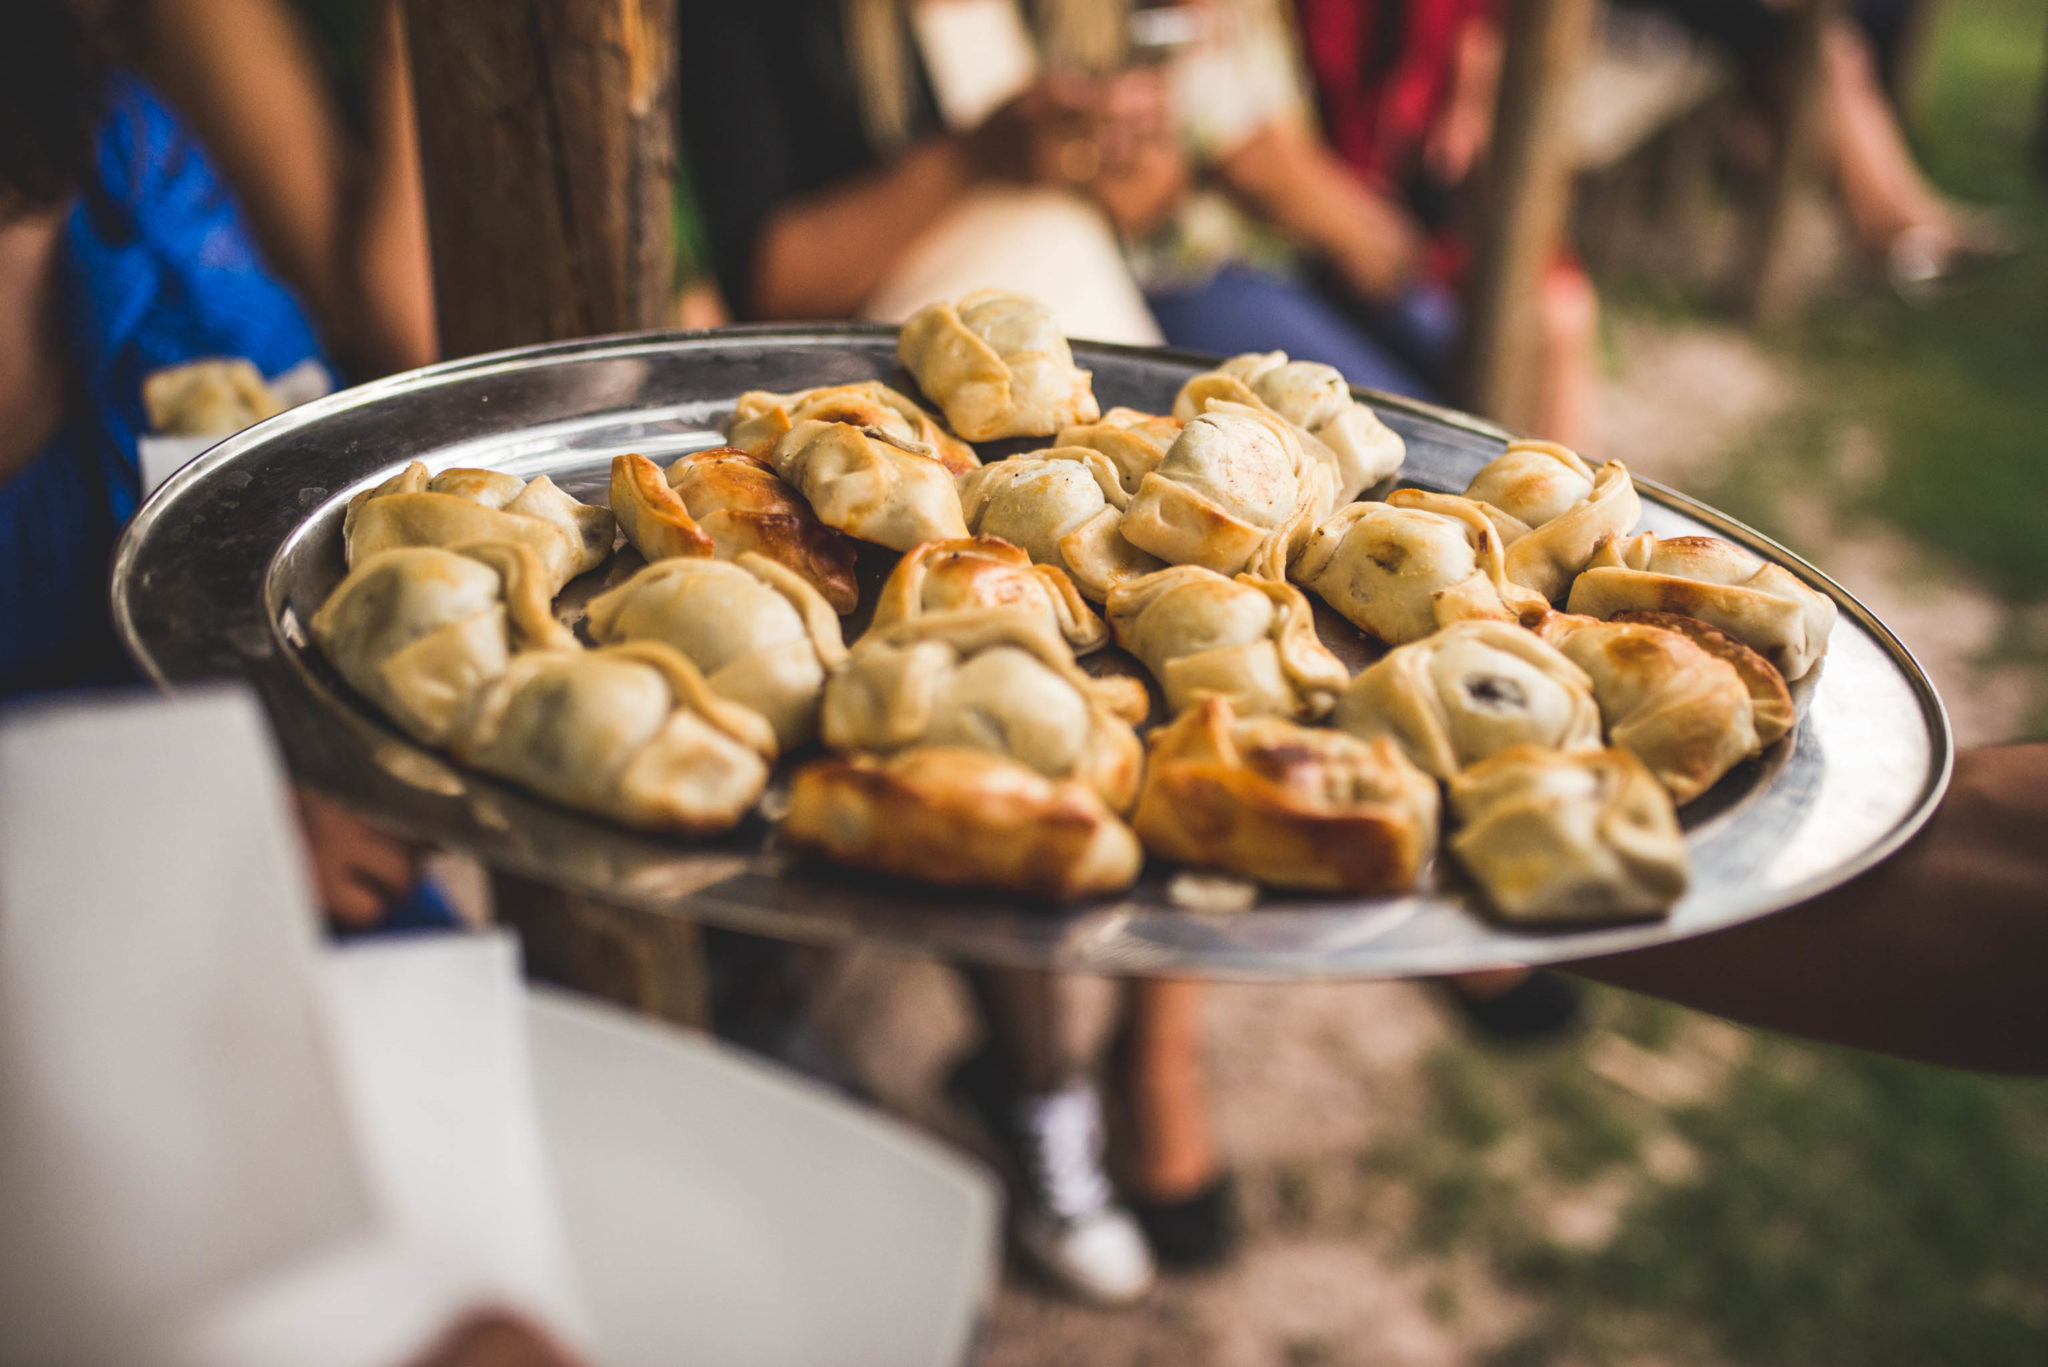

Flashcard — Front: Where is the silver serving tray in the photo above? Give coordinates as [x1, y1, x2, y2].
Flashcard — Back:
[113, 327, 1950, 979]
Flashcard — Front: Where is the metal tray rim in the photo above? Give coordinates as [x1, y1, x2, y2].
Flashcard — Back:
[112, 326, 1954, 978]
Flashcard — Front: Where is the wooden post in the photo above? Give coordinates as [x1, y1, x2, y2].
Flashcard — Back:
[1459, 0, 1598, 432]
[401, 0, 705, 1027]
[1743, 0, 1838, 326]
[402, 0, 677, 355]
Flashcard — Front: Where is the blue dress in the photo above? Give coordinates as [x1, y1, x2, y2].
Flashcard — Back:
[0, 76, 324, 698]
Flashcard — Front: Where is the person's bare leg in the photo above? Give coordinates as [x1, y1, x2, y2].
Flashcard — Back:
[1529, 261, 1600, 453]
[966, 967, 1072, 1093]
[1117, 977, 1219, 1202]
[1823, 22, 1956, 253]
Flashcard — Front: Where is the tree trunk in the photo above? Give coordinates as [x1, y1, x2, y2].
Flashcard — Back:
[401, 0, 702, 1025]
[402, 0, 676, 356]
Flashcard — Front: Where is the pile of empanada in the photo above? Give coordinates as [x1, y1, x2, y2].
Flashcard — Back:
[310, 290, 1832, 920]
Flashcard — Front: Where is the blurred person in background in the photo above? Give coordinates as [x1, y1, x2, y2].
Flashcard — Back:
[1612, 0, 2014, 294]
[0, 0, 453, 935]
[1084, 0, 1596, 448]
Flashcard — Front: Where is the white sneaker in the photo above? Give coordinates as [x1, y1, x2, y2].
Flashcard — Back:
[1005, 1083, 1156, 1305]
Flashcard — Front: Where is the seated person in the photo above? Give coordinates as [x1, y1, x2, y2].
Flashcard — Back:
[0, 0, 449, 933]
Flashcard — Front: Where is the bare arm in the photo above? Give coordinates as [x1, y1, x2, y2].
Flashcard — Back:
[129, 0, 353, 340]
[1572, 744, 2048, 1076]
[749, 135, 981, 321]
[1214, 118, 1422, 303]
[130, 0, 435, 376]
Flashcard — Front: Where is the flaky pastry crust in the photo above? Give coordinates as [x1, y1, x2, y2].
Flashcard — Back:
[1131, 697, 1439, 894]
[782, 748, 1142, 901]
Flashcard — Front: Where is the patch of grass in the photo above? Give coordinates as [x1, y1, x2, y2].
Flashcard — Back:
[1534, 1070, 1639, 1182]
[1510, 1042, 2048, 1367]
[1390, 980, 2048, 1366]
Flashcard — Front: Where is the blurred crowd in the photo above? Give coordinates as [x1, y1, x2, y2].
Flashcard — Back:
[0, 0, 2014, 1344]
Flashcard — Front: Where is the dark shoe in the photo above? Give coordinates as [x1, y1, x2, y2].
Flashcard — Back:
[1126, 1172, 1240, 1270]
[1441, 970, 1584, 1041]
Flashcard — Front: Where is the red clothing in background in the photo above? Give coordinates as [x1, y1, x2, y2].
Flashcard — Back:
[1295, 0, 1493, 190]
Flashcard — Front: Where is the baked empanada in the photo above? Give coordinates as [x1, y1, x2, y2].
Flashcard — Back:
[455, 640, 777, 833]
[870, 536, 1109, 654]
[781, 748, 1142, 901]
[1175, 351, 1405, 502]
[343, 461, 616, 592]
[1612, 610, 1795, 746]
[1106, 565, 1349, 721]
[1531, 610, 1773, 804]
[725, 381, 977, 474]
[310, 541, 575, 745]
[1120, 401, 1330, 578]
[1130, 697, 1439, 894]
[1462, 442, 1641, 601]
[584, 553, 847, 750]
[143, 357, 283, 435]
[770, 417, 969, 552]
[1291, 490, 1546, 646]
[1333, 620, 1602, 780]
[1567, 532, 1837, 680]
[1448, 745, 1688, 921]
[608, 450, 860, 613]
[955, 446, 1164, 601]
[820, 608, 1145, 811]
[1055, 408, 1182, 494]
[897, 289, 1100, 440]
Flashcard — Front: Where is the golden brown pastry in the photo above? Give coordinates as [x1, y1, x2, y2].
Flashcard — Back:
[724, 381, 976, 474]
[343, 461, 616, 593]
[1333, 620, 1602, 780]
[1130, 697, 1439, 894]
[1291, 489, 1546, 646]
[1462, 441, 1640, 601]
[1611, 610, 1795, 746]
[1106, 565, 1349, 721]
[1119, 401, 1331, 578]
[821, 608, 1145, 811]
[584, 553, 848, 750]
[607, 450, 860, 613]
[1448, 745, 1688, 921]
[781, 748, 1142, 901]
[1531, 611, 1776, 803]
[309, 541, 575, 745]
[1567, 532, 1838, 680]
[1055, 408, 1182, 494]
[142, 357, 284, 435]
[955, 446, 1165, 601]
[897, 290, 1100, 440]
[869, 536, 1110, 654]
[455, 640, 777, 834]
[1174, 351, 1405, 502]
[769, 417, 970, 552]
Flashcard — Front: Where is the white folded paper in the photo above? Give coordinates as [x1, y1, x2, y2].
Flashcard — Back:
[0, 688, 375, 1364]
